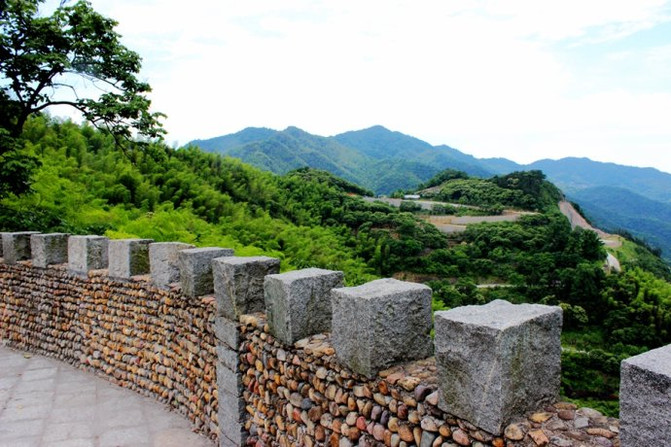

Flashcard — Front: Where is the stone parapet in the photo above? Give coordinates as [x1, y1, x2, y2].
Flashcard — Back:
[237, 314, 619, 447]
[108, 238, 153, 278]
[148, 241, 195, 288]
[0, 229, 642, 447]
[264, 268, 344, 345]
[434, 299, 563, 434]
[620, 343, 671, 447]
[30, 233, 69, 268]
[1, 231, 40, 264]
[68, 235, 109, 274]
[332, 278, 433, 378]
[178, 247, 234, 297]
[213, 256, 280, 320]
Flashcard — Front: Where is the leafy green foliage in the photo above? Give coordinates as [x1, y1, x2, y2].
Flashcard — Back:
[1, 116, 449, 285]
[417, 169, 469, 189]
[0, 0, 164, 197]
[418, 170, 562, 211]
[610, 238, 670, 281]
[492, 157, 671, 261]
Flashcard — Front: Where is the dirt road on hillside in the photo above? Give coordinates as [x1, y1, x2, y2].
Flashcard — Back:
[558, 201, 622, 248]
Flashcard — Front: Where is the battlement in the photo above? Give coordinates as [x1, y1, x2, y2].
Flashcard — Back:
[1, 231, 669, 446]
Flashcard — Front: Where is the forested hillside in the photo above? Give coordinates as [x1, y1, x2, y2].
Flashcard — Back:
[3, 117, 671, 416]
[1, 116, 447, 286]
[481, 157, 671, 260]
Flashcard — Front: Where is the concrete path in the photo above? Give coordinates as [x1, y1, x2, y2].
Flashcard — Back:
[0, 345, 215, 447]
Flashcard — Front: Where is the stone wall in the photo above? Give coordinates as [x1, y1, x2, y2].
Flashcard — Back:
[236, 314, 623, 447]
[1, 231, 669, 447]
[0, 262, 219, 441]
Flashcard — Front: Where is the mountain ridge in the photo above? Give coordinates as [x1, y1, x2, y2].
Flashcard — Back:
[190, 125, 494, 194]
[190, 126, 671, 258]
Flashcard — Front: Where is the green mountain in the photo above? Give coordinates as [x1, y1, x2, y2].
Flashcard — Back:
[528, 157, 671, 204]
[189, 127, 278, 153]
[190, 125, 493, 195]
[481, 156, 671, 205]
[226, 127, 370, 185]
[333, 125, 430, 159]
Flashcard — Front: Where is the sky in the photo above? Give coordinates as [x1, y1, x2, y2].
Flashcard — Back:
[42, 0, 671, 173]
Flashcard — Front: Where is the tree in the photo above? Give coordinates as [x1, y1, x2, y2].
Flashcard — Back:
[0, 0, 164, 196]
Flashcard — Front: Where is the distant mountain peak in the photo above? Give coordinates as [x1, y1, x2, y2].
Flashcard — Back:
[361, 124, 392, 132]
[283, 125, 307, 134]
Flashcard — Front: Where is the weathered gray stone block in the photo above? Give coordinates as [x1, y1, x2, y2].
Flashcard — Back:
[108, 238, 153, 278]
[179, 247, 234, 297]
[30, 233, 69, 268]
[218, 388, 245, 418]
[68, 235, 109, 274]
[264, 268, 344, 345]
[213, 256, 280, 319]
[214, 317, 240, 350]
[1, 231, 39, 264]
[217, 345, 239, 372]
[434, 299, 562, 435]
[216, 360, 243, 396]
[220, 432, 246, 447]
[620, 344, 671, 447]
[148, 242, 195, 288]
[332, 278, 432, 378]
[218, 408, 247, 447]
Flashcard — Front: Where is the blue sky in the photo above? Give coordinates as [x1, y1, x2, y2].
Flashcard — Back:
[43, 0, 671, 173]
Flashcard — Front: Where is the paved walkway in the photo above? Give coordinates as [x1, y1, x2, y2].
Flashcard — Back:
[0, 345, 215, 447]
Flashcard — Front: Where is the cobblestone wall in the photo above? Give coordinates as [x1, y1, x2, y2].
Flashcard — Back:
[237, 314, 621, 447]
[0, 262, 219, 441]
[5, 231, 665, 447]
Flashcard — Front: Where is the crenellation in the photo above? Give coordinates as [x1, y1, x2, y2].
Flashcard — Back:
[2, 231, 40, 264]
[264, 267, 344, 345]
[148, 241, 195, 288]
[178, 247, 234, 297]
[331, 278, 433, 378]
[213, 255, 280, 319]
[434, 300, 563, 435]
[108, 238, 153, 278]
[620, 343, 671, 447]
[30, 232, 69, 268]
[68, 235, 109, 274]
[0, 229, 644, 447]
[236, 313, 620, 447]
